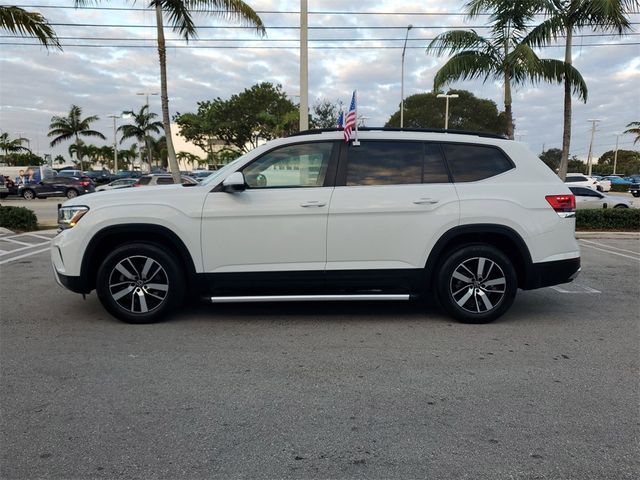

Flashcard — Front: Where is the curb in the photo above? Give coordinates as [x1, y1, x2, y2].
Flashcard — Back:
[576, 231, 640, 239]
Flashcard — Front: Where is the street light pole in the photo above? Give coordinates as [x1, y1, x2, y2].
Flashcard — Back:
[586, 119, 601, 177]
[436, 93, 459, 130]
[612, 132, 621, 175]
[137, 92, 159, 171]
[400, 24, 413, 129]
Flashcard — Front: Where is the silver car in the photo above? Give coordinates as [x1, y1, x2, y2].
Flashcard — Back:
[569, 186, 633, 209]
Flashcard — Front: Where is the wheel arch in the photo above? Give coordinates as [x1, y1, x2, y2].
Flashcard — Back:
[79, 224, 199, 294]
[424, 224, 533, 291]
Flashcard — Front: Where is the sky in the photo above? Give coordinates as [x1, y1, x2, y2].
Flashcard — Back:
[0, 0, 639, 163]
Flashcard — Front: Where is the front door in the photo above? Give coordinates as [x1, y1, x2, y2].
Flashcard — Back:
[201, 141, 338, 293]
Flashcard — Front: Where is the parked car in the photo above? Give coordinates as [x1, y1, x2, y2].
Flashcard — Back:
[603, 175, 633, 185]
[591, 176, 611, 192]
[83, 170, 112, 185]
[95, 178, 138, 192]
[21, 175, 95, 200]
[53, 128, 581, 325]
[629, 181, 640, 197]
[568, 186, 632, 209]
[565, 173, 599, 190]
[112, 170, 143, 179]
[134, 174, 198, 187]
[57, 169, 84, 178]
[0, 178, 8, 199]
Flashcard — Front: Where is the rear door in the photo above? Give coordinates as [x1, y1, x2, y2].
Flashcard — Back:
[326, 141, 459, 287]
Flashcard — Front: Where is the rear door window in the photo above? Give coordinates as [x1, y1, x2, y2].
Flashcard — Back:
[442, 144, 513, 182]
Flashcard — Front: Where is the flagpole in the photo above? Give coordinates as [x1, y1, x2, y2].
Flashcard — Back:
[352, 90, 360, 146]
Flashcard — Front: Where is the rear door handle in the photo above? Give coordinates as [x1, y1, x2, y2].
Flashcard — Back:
[300, 201, 326, 208]
[413, 198, 439, 205]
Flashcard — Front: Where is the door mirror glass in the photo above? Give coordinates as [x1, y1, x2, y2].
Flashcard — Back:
[222, 171, 246, 192]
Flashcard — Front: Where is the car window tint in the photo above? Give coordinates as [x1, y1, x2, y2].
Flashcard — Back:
[243, 142, 333, 188]
[346, 141, 423, 186]
[443, 144, 513, 182]
[566, 176, 586, 183]
[138, 177, 151, 185]
[156, 177, 173, 185]
[423, 143, 450, 183]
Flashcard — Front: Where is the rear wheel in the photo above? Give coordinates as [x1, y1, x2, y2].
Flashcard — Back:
[22, 189, 35, 200]
[66, 188, 79, 199]
[613, 204, 628, 209]
[96, 243, 185, 324]
[436, 244, 517, 324]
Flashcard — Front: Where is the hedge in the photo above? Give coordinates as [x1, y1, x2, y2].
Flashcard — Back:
[576, 208, 640, 231]
[0, 206, 38, 231]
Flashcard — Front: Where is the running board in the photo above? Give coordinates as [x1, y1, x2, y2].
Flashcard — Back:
[209, 294, 411, 303]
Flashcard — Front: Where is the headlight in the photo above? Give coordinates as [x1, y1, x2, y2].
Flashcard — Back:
[58, 205, 89, 230]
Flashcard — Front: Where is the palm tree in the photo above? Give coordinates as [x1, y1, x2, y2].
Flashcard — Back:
[0, 132, 31, 157]
[68, 141, 90, 169]
[49, 105, 106, 171]
[524, 0, 638, 180]
[76, 1, 265, 183]
[427, 0, 587, 139]
[118, 105, 164, 170]
[624, 121, 640, 144]
[0, 6, 60, 49]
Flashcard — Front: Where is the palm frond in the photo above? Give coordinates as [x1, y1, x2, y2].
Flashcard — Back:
[185, 0, 266, 35]
[522, 15, 567, 48]
[426, 30, 497, 58]
[0, 6, 60, 49]
[433, 51, 498, 90]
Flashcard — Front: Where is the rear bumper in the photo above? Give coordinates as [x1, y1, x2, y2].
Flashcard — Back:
[523, 257, 581, 290]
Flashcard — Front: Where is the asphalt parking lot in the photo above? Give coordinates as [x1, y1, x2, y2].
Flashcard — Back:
[1, 233, 639, 479]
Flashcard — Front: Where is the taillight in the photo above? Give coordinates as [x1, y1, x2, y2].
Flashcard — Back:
[133, 183, 141, 187]
[79, 180, 90, 186]
[546, 194, 576, 218]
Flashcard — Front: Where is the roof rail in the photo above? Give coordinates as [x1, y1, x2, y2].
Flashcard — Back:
[290, 127, 508, 140]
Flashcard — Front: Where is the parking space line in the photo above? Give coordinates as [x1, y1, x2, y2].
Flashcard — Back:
[580, 239, 640, 256]
[550, 285, 601, 294]
[0, 248, 50, 265]
[0, 241, 51, 257]
[579, 243, 640, 261]
[1, 237, 34, 246]
[23, 233, 55, 241]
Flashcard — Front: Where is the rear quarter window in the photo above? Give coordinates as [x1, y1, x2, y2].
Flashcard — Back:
[442, 143, 514, 182]
[138, 177, 152, 185]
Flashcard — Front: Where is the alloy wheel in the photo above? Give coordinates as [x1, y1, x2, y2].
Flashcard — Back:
[108, 255, 169, 314]
[449, 256, 506, 314]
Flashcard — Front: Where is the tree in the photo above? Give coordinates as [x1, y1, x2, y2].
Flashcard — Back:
[524, 0, 638, 180]
[427, 0, 587, 140]
[3, 152, 46, 167]
[539, 147, 584, 172]
[311, 99, 341, 129]
[0, 6, 60, 49]
[54, 155, 66, 165]
[48, 105, 105, 171]
[76, 1, 265, 184]
[624, 121, 640, 144]
[175, 82, 298, 155]
[148, 135, 168, 168]
[596, 149, 640, 176]
[0, 132, 31, 158]
[118, 105, 163, 169]
[385, 90, 509, 135]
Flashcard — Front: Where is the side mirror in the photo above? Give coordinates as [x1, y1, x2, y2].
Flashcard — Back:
[222, 171, 246, 193]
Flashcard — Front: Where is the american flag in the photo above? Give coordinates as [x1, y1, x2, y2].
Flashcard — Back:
[343, 91, 357, 142]
[336, 110, 344, 128]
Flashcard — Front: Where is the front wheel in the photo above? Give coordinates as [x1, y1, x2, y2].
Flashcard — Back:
[22, 189, 35, 200]
[96, 243, 185, 324]
[436, 245, 517, 324]
[632, 192, 640, 198]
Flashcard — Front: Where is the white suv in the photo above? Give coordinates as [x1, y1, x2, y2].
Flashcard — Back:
[51, 129, 580, 324]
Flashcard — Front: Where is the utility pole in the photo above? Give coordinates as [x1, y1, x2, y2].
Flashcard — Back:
[299, 0, 309, 131]
[107, 115, 120, 173]
[400, 24, 413, 128]
[586, 119, 600, 177]
[436, 93, 459, 130]
[612, 132, 621, 175]
[137, 92, 159, 171]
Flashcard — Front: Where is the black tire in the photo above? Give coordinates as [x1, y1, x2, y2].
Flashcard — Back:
[632, 192, 640, 198]
[0, 193, 7, 199]
[613, 204, 628, 209]
[22, 189, 35, 200]
[96, 243, 185, 324]
[66, 188, 79, 199]
[436, 244, 517, 324]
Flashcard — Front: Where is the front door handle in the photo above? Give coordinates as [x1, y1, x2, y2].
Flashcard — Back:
[300, 201, 326, 208]
[413, 198, 439, 205]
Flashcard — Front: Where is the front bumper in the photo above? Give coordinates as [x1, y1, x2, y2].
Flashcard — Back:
[523, 256, 581, 290]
